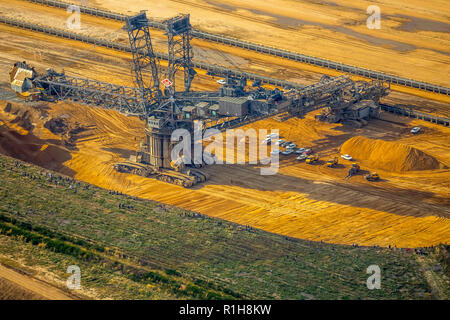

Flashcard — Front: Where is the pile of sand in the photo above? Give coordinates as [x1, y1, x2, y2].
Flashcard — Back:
[340, 136, 444, 172]
[0, 129, 71, 170]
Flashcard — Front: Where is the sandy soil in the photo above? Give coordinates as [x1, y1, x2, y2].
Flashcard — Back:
[1, 0, 449, 109]
[77, 0, 450, 87]
[1, 97, 448, 248]
[0, 19, 448, 119]
[0, 264, 74, 300]
[0, 276, 45, 300]
[0, 1, 448, 248]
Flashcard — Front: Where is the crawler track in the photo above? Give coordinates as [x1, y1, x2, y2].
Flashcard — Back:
[26, 0, 450, 95]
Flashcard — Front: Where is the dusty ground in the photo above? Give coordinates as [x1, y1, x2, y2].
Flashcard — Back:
[0, 0, 449, 113]
[80, 0, 450, 87]
[1, 97, 448, 248]
[0, 276, 45, 300]
[0, 1, 448, 249]
[0, 264, 74, 300]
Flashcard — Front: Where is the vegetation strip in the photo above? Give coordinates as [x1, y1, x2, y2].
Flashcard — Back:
[0, 154, 447, 299]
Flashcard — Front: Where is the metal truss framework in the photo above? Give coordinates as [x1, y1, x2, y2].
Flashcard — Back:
[285, 75, 390, 117]
[125, 12, 161, 114]
[32, 71, 221, 117]
[165, 14, 196, 93]
[33, 69, 388, 122]
[31, 72, 279, 134]
[35, 73, 143, 115]
[287, 75, 354, 111]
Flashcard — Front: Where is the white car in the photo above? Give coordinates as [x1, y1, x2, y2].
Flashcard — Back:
[270, 149, 281, 156]
[282, 149, 294, 155]
[262, 137, 271, 145]
[296, 148, 306, 154]
[287, 143, 297, 149]
[217, 79, 226, 85]
[267, 133, 279, 139]
[297, 154, 307, 161]
[275, 139, 285, 146]
[410, 127, 421, 134]
[341, 154, 353, 161]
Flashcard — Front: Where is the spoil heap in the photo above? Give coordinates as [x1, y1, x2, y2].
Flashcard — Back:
[0, 128, 71, 169]
[340, 136, 444, 172]
[0, 101, 72, 170]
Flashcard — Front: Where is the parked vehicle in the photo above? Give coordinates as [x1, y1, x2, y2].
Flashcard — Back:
[270, 149, 281, 156]
[345, 163, 360, 179]
[287, 143, 297, 149]
[326, 157, 338, 168]
[303, 148, 313, 155]
[217, 79, 226, 85]
[410, 127, 421, 134]
[341, 154, 352, 160]
[297, 154, 307, 161]
[306, 154, 319, 164]
[282, 149, 294, 155]
[365, 172, 380, 181]
[267, 133, 279, 139]
[296, 148, 306, 154]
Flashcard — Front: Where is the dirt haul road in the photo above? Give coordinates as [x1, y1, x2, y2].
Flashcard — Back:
[0, 264, 74, 300]
[1, 97, 448, 248]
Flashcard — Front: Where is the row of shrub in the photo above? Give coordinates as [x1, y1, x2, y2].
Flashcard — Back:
[0, 214, 238, 300]
[193, 278, 242, 299]
[165, 268, 181, 277]
[0, 219, 99, 262]
[0, 213, 106, 253]
[436, 244, 449, 276]
[130, 270, 234, 300]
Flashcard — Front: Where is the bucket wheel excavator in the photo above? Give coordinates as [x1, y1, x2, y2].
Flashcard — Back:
[113, 12, 208, 187]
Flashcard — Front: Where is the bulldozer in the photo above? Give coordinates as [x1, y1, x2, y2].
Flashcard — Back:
[326, 157, 338, 168]
[365, 172, 380, 181]
[345, 163, 360, 179]
[306, 154, 319, 164]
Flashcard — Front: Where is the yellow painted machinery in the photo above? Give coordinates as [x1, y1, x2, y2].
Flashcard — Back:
[365, 172, 380, 181]
[306, 154, 319, 164]
[9, 62, 42, 101]
[326, 157, 338, 168]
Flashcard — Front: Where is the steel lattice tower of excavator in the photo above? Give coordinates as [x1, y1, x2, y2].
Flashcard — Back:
[164, 14, 196, 93]
[125, 12, 161, 115]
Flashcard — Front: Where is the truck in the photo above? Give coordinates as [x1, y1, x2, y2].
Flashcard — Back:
[326, 157, 338, 168]
[306, 154, 319, 164]
[365, 172, 380, 181]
